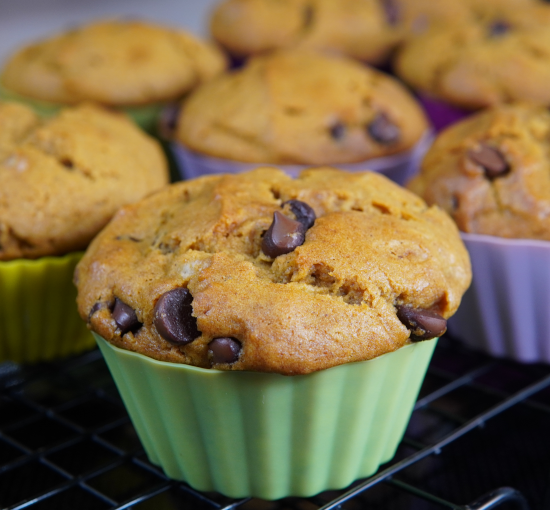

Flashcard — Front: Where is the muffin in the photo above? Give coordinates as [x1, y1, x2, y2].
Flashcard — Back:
[0, 101, 169, 363]
[210, 0, 403, 65]
[394, 3, 550, 113]
[76, 168, 470, 497]
[408, 103, 550, 361]
[0, 19, 227, 132]
[173, 50, 430, 183]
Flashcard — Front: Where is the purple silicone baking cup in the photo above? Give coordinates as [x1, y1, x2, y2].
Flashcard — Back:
[171, 130, 433, 185]
[448, 233, 550, 363]
[418, 95, 472, 132]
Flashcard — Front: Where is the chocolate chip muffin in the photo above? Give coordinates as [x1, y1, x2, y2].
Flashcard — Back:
[76, 167, 471, 375]
[0, 101, 169, 260]
[394, 4, 550, 110]
[1, 19, 226, 107]
[176, 50, 429, 165]
[210, 0, 404, 64]
[408, 103, 550, 239]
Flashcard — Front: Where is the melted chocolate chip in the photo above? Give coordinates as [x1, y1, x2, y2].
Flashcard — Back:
[396, 305, 447, 341]
[89, 301, 108, 320]
[330, 123, 346, 140]
[467, 144, 509, 179]
[283, 200, 316, 230]
[153, 288, 200, 345]
[381, 0, 399, 26]
[367, 113, 400, 145]
[112, 298, 142, 334]
[208, 337, 242, 364]
[489, 20, 511, 37]
[262, 211, 305, 258]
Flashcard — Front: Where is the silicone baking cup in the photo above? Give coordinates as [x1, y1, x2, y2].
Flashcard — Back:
[0, 253, 95, 363]
[418, 94, 472, 132]
[171, 130, 434, 186]
[0, 83, 165, 134]
[95, 333, 437, 499]
[449, 233, 550, 362]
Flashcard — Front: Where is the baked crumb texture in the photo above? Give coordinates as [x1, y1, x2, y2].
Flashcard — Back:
[409, 103, 550, 240]
[0, 101, 168, 260]
[395, 2, 550, 109]
[1, 20, 227, 106]
[77, 168, 471, 375]
[177, 50, 428, 165]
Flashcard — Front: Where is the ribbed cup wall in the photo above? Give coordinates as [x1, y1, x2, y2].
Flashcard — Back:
[96, 334, 436, 500]
[0, 83, 163, 133]
[0, 253, 94, 363]
[170, 131, 433, 185]
[449, 233, 550, 363]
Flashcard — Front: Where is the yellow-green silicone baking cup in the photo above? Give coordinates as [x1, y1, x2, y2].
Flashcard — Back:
[0, 253, 95, 363]
[95, 333, 437, 500]
[0, 83, 165, 134]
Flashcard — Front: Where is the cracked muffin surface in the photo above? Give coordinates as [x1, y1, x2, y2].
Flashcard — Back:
[76, 168, 471, 375]
[408, 103, 550, 240]
[0, 101, 168, 260]
[210, 0, 403, 64]
[394, 4, 550, 110]
[1, 19, 227, 106]
[176, 50, 428, 165]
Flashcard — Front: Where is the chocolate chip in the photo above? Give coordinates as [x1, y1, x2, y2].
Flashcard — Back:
[381, 0, 399, 25]
[154, 288, 200, 345]
[208, 337, 242, 364]
[112, 298, 142, 334]
[396, 305, 447, 341]
[467, 144, 509, 179]
[262, 211, 305, 258]
[367, 113, 400, 145]
[89, 301, 107, 320]
[283, 200, 316, 230]
[489, 20, 511, 37]
[330, 123, 346, 140]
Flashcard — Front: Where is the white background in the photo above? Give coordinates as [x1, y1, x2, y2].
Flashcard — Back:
[0, 0, 219, 65]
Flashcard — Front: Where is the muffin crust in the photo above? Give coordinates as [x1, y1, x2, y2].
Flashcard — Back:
[408, 103, 550, 239]
[176, 50, 428, 165]
[0, 101, 168, 260]
[76, 168, 471, 375]
[1, 20, 227, 106]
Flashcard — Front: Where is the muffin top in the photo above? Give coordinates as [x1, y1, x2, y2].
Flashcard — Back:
[1, 20, 227, 106]
[210, 0, 402, 64]
[0, 101, 168, 260]
[76, 168, 471, 375]
[394, 4, 550, 110]
[408, 103, 550, 240]
[176, 50, 429, 165]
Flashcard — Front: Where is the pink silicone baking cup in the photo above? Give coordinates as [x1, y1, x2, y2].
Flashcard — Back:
[448, 233, 550, 362]
[171, 131, 433, 186]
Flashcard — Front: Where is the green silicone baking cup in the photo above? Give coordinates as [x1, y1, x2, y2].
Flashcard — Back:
[0, 253, 95, 363]
[0, 83, 165, 134]
[95, 333, 437, 499]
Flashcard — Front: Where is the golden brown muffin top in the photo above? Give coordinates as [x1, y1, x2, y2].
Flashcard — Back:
[0, 101, 169, 260]
[408, 103, 550, 240]
[176, 50, 428, 165]
[210, 0, 402, 64]
[394, 4, 550, 110]
[76, 168, 471, 375]
[1, 19, 227, 106]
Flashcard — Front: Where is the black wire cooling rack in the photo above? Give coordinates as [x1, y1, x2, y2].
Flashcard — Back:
[1, 335, 550, 510]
